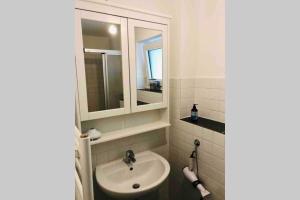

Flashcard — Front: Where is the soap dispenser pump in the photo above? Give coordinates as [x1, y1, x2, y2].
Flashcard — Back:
[191, 104, 199, 122]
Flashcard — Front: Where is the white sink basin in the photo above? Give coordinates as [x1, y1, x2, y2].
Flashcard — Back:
[95, 151, 170, 199]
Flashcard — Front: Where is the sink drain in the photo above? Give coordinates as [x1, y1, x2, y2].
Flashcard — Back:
[132, 183, 140, 189]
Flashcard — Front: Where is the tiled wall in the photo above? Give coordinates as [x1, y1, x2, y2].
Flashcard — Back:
[91, 130, 168, 169]
[91, 77, 225, 200]
[194, 78, 225, 123]
[175, 77, 225, 122]
[169, 78, 225, 200]
[91, 129, 169, 200]
[85, 54, 106, 111]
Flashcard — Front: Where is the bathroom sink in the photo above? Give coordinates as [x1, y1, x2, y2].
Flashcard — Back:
[95, 151, 170, 199]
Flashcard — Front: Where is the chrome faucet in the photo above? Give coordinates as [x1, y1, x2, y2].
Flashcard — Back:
[123, 150, 136, 169]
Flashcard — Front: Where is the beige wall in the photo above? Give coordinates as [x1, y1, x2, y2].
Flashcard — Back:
[93, 0, 173, 15]
[135, 28, 161, 42]
[86, 0, 225, 78]
[83, 35, 110, 49]
[170, 0, 225, 78]
[195, 0, 225, 78]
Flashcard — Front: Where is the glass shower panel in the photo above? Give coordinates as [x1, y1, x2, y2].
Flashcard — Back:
[106, 54, 123, 109]
[81, 18, 124, 112]
[84, 53, 106, 112]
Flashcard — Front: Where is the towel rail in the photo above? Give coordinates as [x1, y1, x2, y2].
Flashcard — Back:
[75, 169, 83, 200]
[75, 127, 94, 200]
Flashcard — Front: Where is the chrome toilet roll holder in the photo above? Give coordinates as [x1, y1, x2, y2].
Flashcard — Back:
[194, 139, 200, 148]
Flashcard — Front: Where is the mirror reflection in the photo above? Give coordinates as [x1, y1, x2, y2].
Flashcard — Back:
[135, 27, 163, 106]
[81, 19, 124, 112]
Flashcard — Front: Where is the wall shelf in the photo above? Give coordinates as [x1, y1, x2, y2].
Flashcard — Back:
[181, 117, 225, 134]
[90, 121, 170, 145]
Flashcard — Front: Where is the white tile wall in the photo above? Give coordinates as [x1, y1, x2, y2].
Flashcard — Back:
[91, 77, 225, 200]
[194, 77, 225, 123]
[91, 129, 168, 169]
[176, 77, 225, 123]
[169, 78, 225, 200]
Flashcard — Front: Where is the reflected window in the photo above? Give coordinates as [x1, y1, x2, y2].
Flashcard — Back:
[147, 48, 162, 80]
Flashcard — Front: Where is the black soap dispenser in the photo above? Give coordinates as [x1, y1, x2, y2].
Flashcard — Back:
[191, 104, 199, 122]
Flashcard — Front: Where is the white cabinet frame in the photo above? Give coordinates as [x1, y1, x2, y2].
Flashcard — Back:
[128, 19, 169, 113]
[75, 9, 131, 121]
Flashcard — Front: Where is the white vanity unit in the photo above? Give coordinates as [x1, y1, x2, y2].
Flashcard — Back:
[75, 0, 171, 144]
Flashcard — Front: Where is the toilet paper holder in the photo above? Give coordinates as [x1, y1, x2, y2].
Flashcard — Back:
[193, 139, 200, 178]
[194, 139, 200, 147]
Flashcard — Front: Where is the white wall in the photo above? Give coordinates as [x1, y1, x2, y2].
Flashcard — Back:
[85, 0, 225, 79]
[135, 28, 161, 42]
[136, 43, 145, 89]
[94, 0, 173, 15]
[171, 0, 225, 79]
[135, 29, 163, 89]
[195, 0, 225, 78]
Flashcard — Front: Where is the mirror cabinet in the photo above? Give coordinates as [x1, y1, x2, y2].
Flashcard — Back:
[75, 2, 170, 124]
[75, 10, 130, 121]
[128, 19, 168, 113]
[76, 10, 169, 121]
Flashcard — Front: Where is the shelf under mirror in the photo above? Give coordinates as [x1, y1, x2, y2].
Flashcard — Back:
[90, 121, 170, 145]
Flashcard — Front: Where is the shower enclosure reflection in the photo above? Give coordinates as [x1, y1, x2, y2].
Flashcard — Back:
[81, 19, 124, 112]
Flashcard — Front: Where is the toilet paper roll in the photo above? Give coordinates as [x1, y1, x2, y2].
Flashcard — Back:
[183, 166, 198, 182]
[197, 184, 210, 197]
[182, 167, 211, 197]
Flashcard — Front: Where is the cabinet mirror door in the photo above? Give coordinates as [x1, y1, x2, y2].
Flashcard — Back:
[75, 10, 130, 121]
[128, 19, 168, 112]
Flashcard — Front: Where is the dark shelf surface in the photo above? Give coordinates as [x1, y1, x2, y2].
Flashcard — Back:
[138, 88, 162, 93]
[181, 116, 225, 134]
[137, 101, 148, 105]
